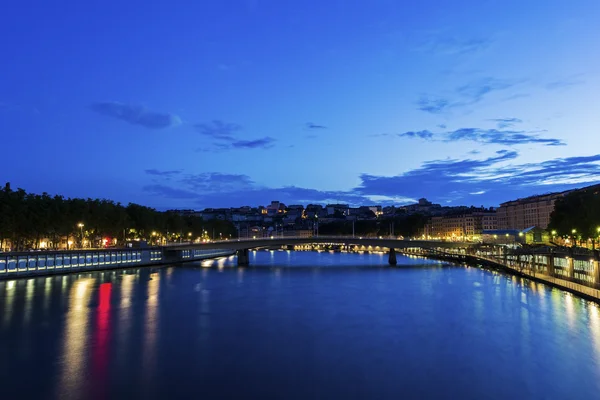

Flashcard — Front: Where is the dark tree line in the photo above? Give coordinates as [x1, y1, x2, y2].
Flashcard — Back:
[548, 186, 600, 246]
[0, 183, 236, 251]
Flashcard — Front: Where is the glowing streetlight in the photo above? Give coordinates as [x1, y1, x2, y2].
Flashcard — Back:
[77, 223, 84, 248]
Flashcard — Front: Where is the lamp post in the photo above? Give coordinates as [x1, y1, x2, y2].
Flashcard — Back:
[77, 223, 84, 249]
[571, 229, 577, 248]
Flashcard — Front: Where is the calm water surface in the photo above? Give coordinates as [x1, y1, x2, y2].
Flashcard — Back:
[1, 250, 600, 399]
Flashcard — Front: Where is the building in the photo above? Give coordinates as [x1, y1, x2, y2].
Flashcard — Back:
[398, 198, 443, 215]
[496, 190, 575, 230]
[424, 209, 497, 240]
[326, 204, 350, 216]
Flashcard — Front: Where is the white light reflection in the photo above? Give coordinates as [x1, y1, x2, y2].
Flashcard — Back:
[23, 279, 35, 326]
[217, 257, 226, 271]
[57, 278, 95, 398]
[43, 277, 52, 311]
[199, 287, 210, 345]
[3, 280, 16, 327]
[237, 267, 244, 284]
[564, 292, 576, 330]
[587, 304, 600, 364]
[142, 273, 160, 384]
[116, 274, 134, 368]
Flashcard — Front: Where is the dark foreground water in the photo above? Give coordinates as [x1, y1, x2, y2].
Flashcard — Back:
[1, 250, 600, 399]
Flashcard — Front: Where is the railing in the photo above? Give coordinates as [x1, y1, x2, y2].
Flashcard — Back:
[0, 247, 234, 279]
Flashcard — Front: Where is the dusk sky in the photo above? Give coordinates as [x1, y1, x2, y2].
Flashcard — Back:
[2, 0, 599, 210]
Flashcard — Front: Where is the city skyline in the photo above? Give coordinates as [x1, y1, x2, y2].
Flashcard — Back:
[2, 1, 600, 209]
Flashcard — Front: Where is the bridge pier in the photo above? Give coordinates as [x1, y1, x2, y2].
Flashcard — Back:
[388, 248, 397, 266]
[236, 249, 250, 266]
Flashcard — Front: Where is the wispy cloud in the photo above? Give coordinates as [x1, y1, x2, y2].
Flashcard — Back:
[546, 76, 585, 90]
[489, 117, 523, 129]
[414, 34, 492, 56]
[144, 171, 373, 207]
[456, 77, 517, 103]
[145, 169, 182, 177]
[356, 151, 600, 204]
[231, 137, 276, 149]
[194, 120, 241, 141]
[194, 120, 276, 151]
[181, 172, 255, 192]
[143, 151, 600, 207]
[417, 77, 520, 114]
[143, 184, 198, 199]
[305, 122, 327, 129]
[90, 102, 181, 129]
[417, 97, 454, 114]
[399, 130, 434, 139]
[397, 127, 564, 147]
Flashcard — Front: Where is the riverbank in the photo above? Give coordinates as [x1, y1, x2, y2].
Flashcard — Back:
[413, 250, 600, 304]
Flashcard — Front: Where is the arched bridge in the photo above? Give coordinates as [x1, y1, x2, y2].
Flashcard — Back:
[163, 236, 474, 266]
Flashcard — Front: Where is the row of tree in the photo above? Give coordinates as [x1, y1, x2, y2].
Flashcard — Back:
[0, 183, 237, 251]
[548, 186, 600, 245]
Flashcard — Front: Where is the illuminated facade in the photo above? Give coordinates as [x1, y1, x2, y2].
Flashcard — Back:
[424, 211, 497, 240]
[496, 191, 571, 230]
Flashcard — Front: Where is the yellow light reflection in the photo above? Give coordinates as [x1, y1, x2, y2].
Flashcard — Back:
[115, 274, 134, 368]
[564, 292, 576, 330]
[3, 280, 16, 327]
[217, 257, 226, 271]
[142, 273, 160, 383]
[57, 278, 95, 397]
[43, 277, 52, 311]
[23, 279, 35, 326]
[588, 304, 600, 362]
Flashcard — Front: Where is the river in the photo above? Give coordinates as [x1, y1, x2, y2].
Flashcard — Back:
[1, 250, 599, 399]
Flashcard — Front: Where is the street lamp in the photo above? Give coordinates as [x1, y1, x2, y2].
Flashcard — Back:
[77, 223, 84, 248]
[571, 229, 577, 248]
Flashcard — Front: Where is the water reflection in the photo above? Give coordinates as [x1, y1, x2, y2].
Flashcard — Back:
[2, 252, 600, 399]
[564, 293, 576, 330]
[23, 279, 34, 326]
[92, 283, 112, 397]
[43, 277, 52, 311]
[57, 278, 95, 398]
[3, 280, 16, 327]
[142, 273, 160, 384]
[116, 274, 135, 370]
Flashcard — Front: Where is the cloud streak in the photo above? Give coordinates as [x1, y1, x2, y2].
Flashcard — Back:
[194, 120, 276, 151]
[145, 169, 182, 177]
[489, 117, 523, 129]
[417, 77, 520, 114]
[142, 150, 600, 208]
[397, 127, 564, 147]
[90, 102, 182, 129]
[414, 34, 492, 56]
[305, 122, 327, 129]
[194, 120, 241, 141]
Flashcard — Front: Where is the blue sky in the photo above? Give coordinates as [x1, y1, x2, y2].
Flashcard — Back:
[2, 0, 599, 209]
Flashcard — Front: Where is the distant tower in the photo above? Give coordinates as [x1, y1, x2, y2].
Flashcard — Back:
[4, 182, 10, 191]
